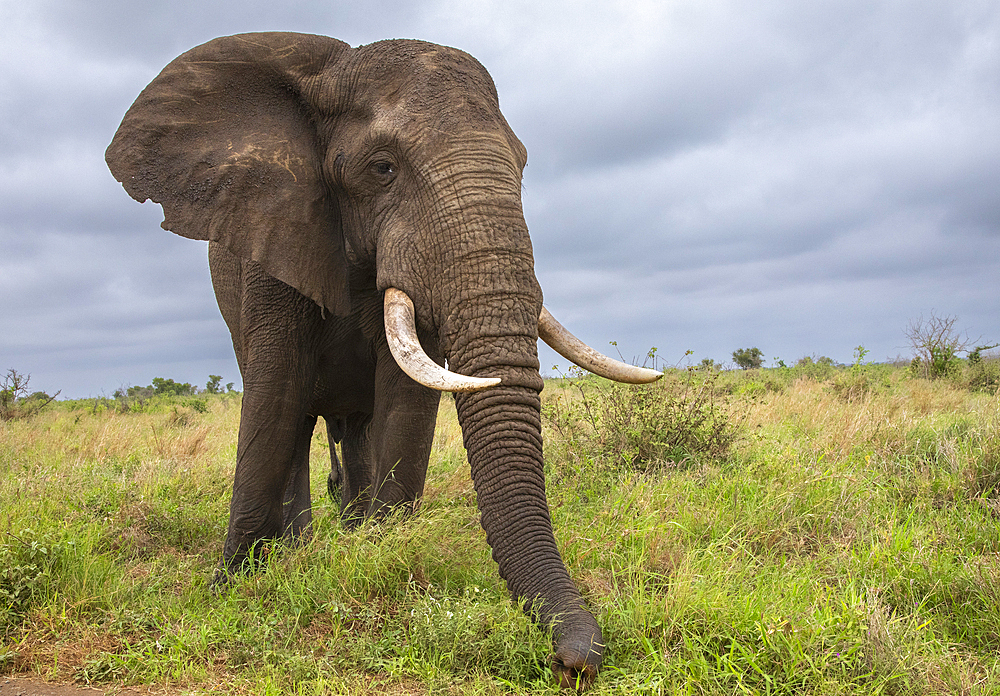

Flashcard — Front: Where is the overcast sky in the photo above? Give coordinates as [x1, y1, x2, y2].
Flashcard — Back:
[2, 0, 997, 398]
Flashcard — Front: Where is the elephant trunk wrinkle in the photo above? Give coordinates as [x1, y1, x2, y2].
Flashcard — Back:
[453, 385, 604, 676]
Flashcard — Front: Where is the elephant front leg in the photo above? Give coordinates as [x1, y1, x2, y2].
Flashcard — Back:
[366, 350, 441, 519]
[211, 261, 326, 585]
[215, 356, 321, 584]
[219, 403, 311, 578]
[337, 412, 375, 528]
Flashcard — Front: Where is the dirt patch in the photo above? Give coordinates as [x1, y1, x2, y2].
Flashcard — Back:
[0, 677, 153, 696]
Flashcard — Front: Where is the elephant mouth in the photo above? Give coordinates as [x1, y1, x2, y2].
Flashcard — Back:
[382, 287, 662, 391]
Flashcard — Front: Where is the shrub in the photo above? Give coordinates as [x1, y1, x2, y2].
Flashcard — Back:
[113, 376, 218, 412]
[0, 369, 58, 421]
[113, 385, 153, 413]
[713, 368, 793, 396]
[0, 530, 74, 628]
[829, 363, 895, 401]
[150, 377, 195, 396]
[904, 312, 975, 379]
[966, 353, 1000, 393]
[794, 355, 838, 382]
[583, 372, 739, 469]
[543, 370, 739, 470]
[732, 347, 764, 370]
[968, 344, 999, 366]
[187, 398, 209, 414]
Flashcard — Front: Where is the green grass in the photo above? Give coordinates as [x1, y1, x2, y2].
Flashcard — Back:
[2, 366, 1000, 693]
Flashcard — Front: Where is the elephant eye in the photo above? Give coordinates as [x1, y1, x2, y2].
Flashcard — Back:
[371, 160, 396, 182]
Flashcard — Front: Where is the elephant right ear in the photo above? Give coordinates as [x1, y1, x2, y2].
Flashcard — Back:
[107, 32, 352, 316]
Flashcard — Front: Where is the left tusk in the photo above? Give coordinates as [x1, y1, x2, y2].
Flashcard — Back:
[384, 288, 502, 392]
[538, 307, 663, 384]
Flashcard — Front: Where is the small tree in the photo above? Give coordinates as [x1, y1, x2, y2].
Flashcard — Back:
[1, 369, 59, 420]
[206, 375, 223, 394]
[732, 347, 764, 370]
[853, 345, 869, 367]
[0, 369, 27, 418]
[905, 312, 975, 379]
[150, 377, 195, 396]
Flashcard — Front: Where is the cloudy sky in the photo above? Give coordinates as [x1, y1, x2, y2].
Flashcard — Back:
[2, 0, 997, 398]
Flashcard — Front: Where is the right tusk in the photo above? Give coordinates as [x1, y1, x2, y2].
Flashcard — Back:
[384, 288, 502, 392]
[538, 307, 663, 384]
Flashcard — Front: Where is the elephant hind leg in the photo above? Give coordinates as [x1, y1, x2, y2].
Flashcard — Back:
[283, 414, 318, 543]
[325, 417, 346, 500]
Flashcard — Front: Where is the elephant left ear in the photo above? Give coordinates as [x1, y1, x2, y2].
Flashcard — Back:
[106, 32, 352, 316]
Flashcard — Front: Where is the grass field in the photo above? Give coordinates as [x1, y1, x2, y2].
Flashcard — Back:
[2, 361, 1000, 694]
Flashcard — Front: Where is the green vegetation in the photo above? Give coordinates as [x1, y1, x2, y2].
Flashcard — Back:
[2, 355, 1000, 694]
[0, 370, 59, 422]
[205, 375, 236, 394]
[905, 311, 985, 381]
[732, 347, 764, 370]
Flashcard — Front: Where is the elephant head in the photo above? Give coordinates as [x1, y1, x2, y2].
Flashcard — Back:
[106, 32, 658, 688]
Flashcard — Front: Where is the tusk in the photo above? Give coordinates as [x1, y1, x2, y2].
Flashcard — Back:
[384, 288, 502, 392]
[538, 307, 663, 384]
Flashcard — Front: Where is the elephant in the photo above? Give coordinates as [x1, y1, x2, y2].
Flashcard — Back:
[106, 32, 660, 688]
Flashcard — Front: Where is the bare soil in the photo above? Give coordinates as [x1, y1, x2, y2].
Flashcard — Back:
[0, 677, 154, 696]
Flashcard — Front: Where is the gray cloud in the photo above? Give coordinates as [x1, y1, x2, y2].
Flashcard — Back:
[2, 0, 997, 396]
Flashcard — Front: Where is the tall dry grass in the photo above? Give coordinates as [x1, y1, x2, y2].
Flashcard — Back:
[2, 370, 1000, 693]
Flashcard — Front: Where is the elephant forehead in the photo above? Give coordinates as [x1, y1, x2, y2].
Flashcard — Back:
[366, 101, 510, 149]
[348, 41, 506, 131]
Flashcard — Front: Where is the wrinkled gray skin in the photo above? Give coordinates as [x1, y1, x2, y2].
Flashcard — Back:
[107, 32, 602, 687]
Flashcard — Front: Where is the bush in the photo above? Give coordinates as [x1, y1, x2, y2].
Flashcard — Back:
[0, 530, 74, 629]
[793, 355, 838, 382]
[830, 364, 895, 401]
[113, 376, 221, 413]
[113, 385, 152, 413]
[150, 377, 195, 396]
[966, 354, 1000, 393]
[732, 347, 764, 370]
[904, 312, 976, 379]
[0, 369, 58, 421]
[713, 368, 793, 396]
[544, 371, 740, 470]
[594, 374, 740, 469]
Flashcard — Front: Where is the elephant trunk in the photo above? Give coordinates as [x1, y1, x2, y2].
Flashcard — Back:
[382, 152, 604, 682]
[449, 335, 604, 685]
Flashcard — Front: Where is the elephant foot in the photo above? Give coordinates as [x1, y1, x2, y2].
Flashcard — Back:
[282, 506, 313, 544]
[282, 525, 313, 546]
[339, 497, 369, 529]
[209, 565, 235, 594]
[326, 469, 340, 500]
[209, 539, 276, 591]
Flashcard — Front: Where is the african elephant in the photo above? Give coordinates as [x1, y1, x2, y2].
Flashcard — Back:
[106, 32, 659, 687]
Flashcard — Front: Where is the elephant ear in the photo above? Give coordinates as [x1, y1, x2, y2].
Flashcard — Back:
[107, 32, 352, 316]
